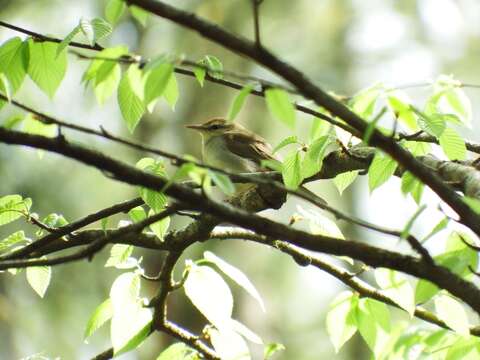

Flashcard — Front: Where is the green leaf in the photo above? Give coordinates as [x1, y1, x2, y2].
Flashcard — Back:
[0, 37, 29, 94]
[157, 343, 196, 360]
[110, 272, 152, 354]
[199, 55, 223, 80]
[387, 91, 418, 131]
[204, 251, 265, 312]
[326, 291, 358, 353]
[281, 150, 303, 189]
[439, 127, 467, 161]
[90, 18, 113, 43]
[0, 231, 28, 253]
[435, 294, 470, 336]
[350, 86, 380, 120]
[144, 62, 174, 108]
[105, 0, 126, 25]
[0, 73, 12, 102]
[26, 265, 51, 298]
[228, 84, 254, 121]
[208, 328, 250, 360]
[356, 298, 391, 358]
[83, 45, 128, 83]
[163, 73, 179, 110]
[416, 111, 446, 138]
[273, 136, 298, 154]
[23, 113, 56, 137]
[400, 204, 427, 240]
[128, 206, 146, 223]
[207, 170, 236, 195]
[136, 158, 168, 212]
[422, 217, 449, 243]
[400, 172, 424, 204]
[264, 343, 286, 359]
[94, 61, 121, 104]
[333, 171, 359, 195]
[297, 206, 344, 239]
[148, 209, 170, 240]
[301, 135, 330, 178]
[265, 88, 296, 129]
[56, 25, 81, 57]
[368, 152, 397, 192]
[184, 263, 233, 330]
[84, 298, 113, 341]
[375, 268, 415, 316]
[118, 64, 145, 132]
[27, 39, 67, 98]
[310, 113, 332, 140]
[129, 5, 149, 26]
[0, 195, 31, 226]
[105, 244, 134, 268]
[193, 67, 206, 87]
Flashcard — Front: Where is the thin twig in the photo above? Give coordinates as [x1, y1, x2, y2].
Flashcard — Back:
[252, 0, 263, 47]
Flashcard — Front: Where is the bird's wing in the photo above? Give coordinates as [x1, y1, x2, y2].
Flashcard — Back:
[224, 131, 277, 165]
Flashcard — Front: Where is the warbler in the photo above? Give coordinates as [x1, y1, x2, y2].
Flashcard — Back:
[186, 118, 327, 205]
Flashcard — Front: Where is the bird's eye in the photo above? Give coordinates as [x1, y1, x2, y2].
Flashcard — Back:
[210, 125, 221, 130]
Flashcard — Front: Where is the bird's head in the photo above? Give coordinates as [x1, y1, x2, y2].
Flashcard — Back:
[186, 118, 240, 139]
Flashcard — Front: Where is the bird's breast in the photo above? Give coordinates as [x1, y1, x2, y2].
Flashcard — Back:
[204, 137, 258, 173]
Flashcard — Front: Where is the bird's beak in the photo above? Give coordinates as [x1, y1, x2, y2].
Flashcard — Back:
[185, 124, 204, 131]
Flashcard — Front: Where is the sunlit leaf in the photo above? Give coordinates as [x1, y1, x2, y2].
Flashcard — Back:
[163, 73, 179, 110]
[264, 343, 286, 359]
[84, 298, 113, 341]
[27, 39, 67, 98]
[265, 88, 296, 129]
[333, 171, 359, 195]
[26, 265, 51, 298]
[105, 0, 126, 25]
[144, 61, 174, 108]
[375, 268, 415, 316]
[282, 150, 302, 189]
[118, 64, 145, 132]
[228, 84, 254, 121]
[0, 195, 31, 226]
[129, 5, 150, 26]
[105, 244, 134, 268]
[273, 136, 298, 154]
[326, 291, 358, 353]
[208, 328, 250, 360]
[435, 294, 470, 336]
[439, 127, 467, 161]
[368, 152, 397, 192]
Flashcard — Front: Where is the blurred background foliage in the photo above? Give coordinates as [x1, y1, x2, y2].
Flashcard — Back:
[1, 0, 480, 359]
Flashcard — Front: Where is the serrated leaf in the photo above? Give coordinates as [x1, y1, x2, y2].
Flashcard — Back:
[144, 62, 173, 107]
[105, 0, 126, 25]
[118, 64, 145, 132]
[128, 206, 146, 223]
[83, 45, 128, 83]
[91, 18, 113, 42]
[95, 62, 121, 104]
[207, 170, 236, 195]
[208, 328, 250, 360]
[204, 251, 265, 312]
[105, 244, 134, 268]
[129, 5, 149, 26]
[26, 265, 51, 298]
[56, 25, 81, 57]
[80, 18, 95, 45]
[136, 158, 168, 212]
[326, 291, 358, 353]
[163, 73, 178, 110]
[0, 195, 31, 226]
[368, 152, 397, 192]
[184, 263, 233, 330]
[84, 298, 113, 341]
[435, 294, 470, 336]
[265, 88, 296, 129]
[228, 84, 254, 121]
[417, 111, 446, 138]
[439, 127, 467, 161]
[282, 150, 303, 189]
[0, 37, 29, 96]
[333, 171, 359, 195]
[27, 39, 67, 98]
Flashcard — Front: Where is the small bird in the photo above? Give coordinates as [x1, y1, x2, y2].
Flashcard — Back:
[186, 118, 327, 205]
[186, 118, 276, 174]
